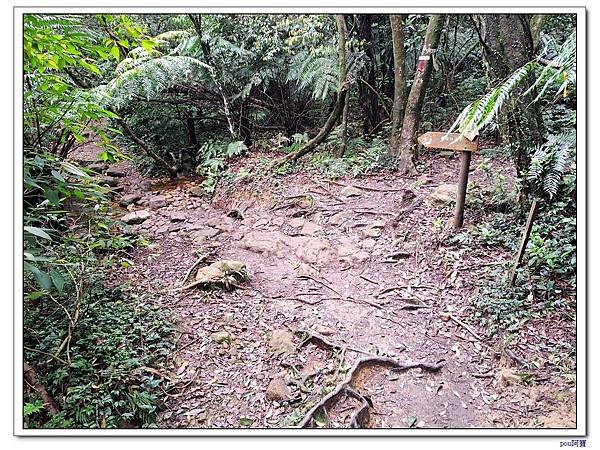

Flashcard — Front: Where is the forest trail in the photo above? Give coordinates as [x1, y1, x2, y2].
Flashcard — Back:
[73, 141, 575, 430]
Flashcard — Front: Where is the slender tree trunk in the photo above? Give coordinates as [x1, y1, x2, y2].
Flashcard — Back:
[389, 14, 407, 154]
[188, 14, 236, 139]
[474, 14, 544, 207]
[116, 116, 179, 178]
[357, 15, 380, 134]
[396, 14, 445, 175]
[337, 15, 349, 157]
[530, 14, 546, 52]
[276, 15, 350, 165]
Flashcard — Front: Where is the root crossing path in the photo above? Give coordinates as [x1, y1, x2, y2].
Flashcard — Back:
[90, 147, 572, 429]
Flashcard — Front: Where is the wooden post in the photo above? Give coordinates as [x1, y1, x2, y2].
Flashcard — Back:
[508, 198, 539, 287]
[417, 131, 478, 228]
[453, 150, 472, 228]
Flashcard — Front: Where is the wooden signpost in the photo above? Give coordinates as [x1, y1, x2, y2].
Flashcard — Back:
[417, 131, 479, 228]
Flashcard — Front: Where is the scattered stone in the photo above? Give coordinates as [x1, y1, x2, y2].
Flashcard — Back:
[300, 221, 321, 236]
[206, 217, 235, 233]
[193, 260, 246, 285]
[294, 263, 319, 278]
[148, 195, 168, 209]
[88, 163, 107, 173]
[361, 238, 377, 250]
[272, 217, 285, 227]
[362, 220, 385, 238]
[119, 193, 142, 207]
[266, 376, 291, 402]
[240, 231, 287, 255]
[337, 242, 370, 265]
[169, 211, 187, 222]
[329, 212, 349, 226]
[430, 184, 457, 204]
[254, 218, 269, 228]
[340, 185, 362, 197]
[189, 186, 205, 197]
[294, 237, 332, 265]
[497, 368, 521, 388]
[99, 176, 119, 187]
[288, 217, 306, 228]
[121, 209, 151, 225]
[269, 329, 296, 355]
[210, 331, 232, 344]
[313, 324, 335, 336]
[156, 225, 171, 234]
[106, 168, 126, 177]
[109, 185, 125, 194]
[191, 227, 220, 239]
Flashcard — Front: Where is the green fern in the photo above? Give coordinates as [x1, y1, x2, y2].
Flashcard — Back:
[448, 31, 576, 140]
[527, 132, 575, 199]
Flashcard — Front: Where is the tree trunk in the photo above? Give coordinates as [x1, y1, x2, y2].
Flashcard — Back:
[396, 14, 445, 175]
[388, 14, 407, 154]
[188, 14, 237, 139]
[276, 15, 350, 165]
[474, 14, 544, 205]
[337, 15, 349, 157]
[116, 116, 179, 178]
[357, 15, 380, 134]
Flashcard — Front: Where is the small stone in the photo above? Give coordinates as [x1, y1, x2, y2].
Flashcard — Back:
[99, 176, 119, 187]
[416, 420, 425, 428]
[189, 186, 205, 197]
[266, 376, 291, 402]
[340, 185, 362, 197]
[119, 193, 142, 207]
[169, 211, 187, 222]
[430, 184, 457, 204]
[362, 221, 385, 238]
[329, 212, 348, 226]
[294, 263, 318, 278]
[269, 329, 295, 355]
[106, 168, 126, 177]
[148, 195, 168, 209]
[206, 217, 234, 233]
[210, 331, 232, 344]
[300, 222, 321, 236]
[288, 217, 306, 228]
[121, 210, 151, 225]
[272, 217, 285, 227]
[361, 238, 376, 250]
[313, 324, 335, 336]
[88, 163, 107, 173]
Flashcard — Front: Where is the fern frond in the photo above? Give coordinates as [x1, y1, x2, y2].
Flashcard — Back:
[100, 56, 212, 108]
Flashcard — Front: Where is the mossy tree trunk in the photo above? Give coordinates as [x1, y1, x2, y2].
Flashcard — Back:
[474, 14, 544, 205]
[395, 14, 445, 175]
[389, 14, 407, 155]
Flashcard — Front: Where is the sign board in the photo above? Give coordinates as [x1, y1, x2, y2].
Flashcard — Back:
[418, 132, 478, 152]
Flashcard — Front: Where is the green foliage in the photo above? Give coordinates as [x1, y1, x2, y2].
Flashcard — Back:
[24, 285, 174, 428]
[309, 134, 396, 178]
[195, 139, 248, 195]
[527, 132, 575, 199]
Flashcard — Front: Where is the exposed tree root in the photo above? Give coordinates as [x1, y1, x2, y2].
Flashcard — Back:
[24, 362, 59, 415]
[297, 356, 443, 428]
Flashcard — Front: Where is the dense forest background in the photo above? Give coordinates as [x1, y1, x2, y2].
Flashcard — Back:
[22, 13, 576, 429]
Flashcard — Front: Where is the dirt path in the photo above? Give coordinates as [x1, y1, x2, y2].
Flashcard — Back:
[71, 141, 576, 429]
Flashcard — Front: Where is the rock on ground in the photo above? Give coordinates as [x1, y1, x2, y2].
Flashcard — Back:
[430, 184, 458, 204]
[269, 329, 296, 355]
[266, 375, 292, 402]
[121, 209, 151, 224]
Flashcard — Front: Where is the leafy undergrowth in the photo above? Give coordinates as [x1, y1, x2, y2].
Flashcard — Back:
[24, 283, 174, 428]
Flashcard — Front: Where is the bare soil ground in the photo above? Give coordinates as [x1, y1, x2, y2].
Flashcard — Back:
[71, 140, 577, 429]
